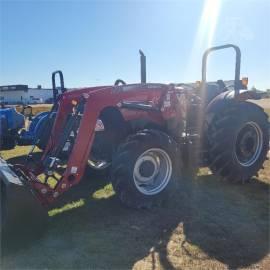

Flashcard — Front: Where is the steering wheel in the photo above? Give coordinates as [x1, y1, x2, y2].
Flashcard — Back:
[216, 79, 229, 92]
[177, 83, 196, 90]
[114, 79, 126, 86]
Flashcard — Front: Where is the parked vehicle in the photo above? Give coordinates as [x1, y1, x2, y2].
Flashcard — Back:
[0, 106, 24, 150]
[1, 44, 269, 247]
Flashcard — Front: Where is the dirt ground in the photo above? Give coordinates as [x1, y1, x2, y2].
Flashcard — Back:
[15, 104, 52, 115]
[250, 99, 270, 109]
[250, 99, 270, 118]
[0, 146, 269, 270]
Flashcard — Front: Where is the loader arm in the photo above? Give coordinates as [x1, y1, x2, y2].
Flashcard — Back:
[27, 87, 124, 204]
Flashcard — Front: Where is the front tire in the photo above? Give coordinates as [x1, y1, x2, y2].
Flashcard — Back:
[207, 101, 269, 182]
[111, 129, 180, 209]
[87, 130, 117, 176]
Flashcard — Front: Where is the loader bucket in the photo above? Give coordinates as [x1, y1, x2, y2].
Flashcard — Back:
[0, 158, 48, 251]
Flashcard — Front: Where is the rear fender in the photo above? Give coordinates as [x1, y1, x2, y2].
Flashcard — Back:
[29, 111, 50, 132]
[206, 89, 260, 115]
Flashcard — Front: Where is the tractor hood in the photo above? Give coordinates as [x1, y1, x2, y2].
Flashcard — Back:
[62, 83, 168, 100]
[62, 85, 112, 99]
[0, 107, 24, 131]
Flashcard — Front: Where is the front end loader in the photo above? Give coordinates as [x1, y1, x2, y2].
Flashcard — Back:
[0, 158, 48, 250]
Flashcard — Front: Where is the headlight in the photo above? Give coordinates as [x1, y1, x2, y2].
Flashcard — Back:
[95, 119, 105, 132]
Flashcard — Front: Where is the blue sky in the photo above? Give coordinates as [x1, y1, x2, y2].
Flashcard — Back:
[1, 0, 269, 90]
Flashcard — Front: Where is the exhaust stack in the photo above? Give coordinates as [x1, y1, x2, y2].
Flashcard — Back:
[139, 50, 146, 83]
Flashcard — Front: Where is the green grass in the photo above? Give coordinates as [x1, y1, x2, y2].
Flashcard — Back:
[1, 146, 269, 269]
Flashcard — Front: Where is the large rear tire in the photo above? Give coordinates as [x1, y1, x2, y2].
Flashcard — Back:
[207, 101, 269, 182]
[111, 129, 180, 208]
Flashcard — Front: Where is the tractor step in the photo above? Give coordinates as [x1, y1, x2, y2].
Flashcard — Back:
[0, 158, 48, 251]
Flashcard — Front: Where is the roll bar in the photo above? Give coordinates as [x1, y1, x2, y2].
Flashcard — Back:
[52, 70, 66, 103]
[202, 44, 241, 95]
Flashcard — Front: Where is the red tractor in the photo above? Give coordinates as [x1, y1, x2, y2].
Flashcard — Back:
[1, 44, 269, 244]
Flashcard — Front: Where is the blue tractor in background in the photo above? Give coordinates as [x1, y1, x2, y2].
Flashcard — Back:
[0, 104, 55, 150]
[0, 106, 25, 150]
[18, 110, 56, 149]
[0, 71, 64, 150]
[17, 71, 64, 149]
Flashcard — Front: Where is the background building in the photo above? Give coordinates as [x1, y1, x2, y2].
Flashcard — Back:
[0, 85, 53, 104]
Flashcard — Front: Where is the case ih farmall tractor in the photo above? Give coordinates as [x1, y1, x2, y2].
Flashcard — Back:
[0, 44, 269, 244]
